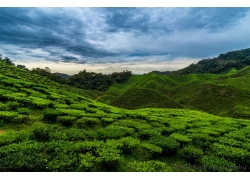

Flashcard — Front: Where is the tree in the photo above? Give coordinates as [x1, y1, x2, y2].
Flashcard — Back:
[45, 67, 51, 73]
[17, 64, 27, 70]
[1, 57, 15, 66]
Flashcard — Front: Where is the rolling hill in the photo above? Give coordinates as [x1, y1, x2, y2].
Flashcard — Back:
[1, 59, 250, 172]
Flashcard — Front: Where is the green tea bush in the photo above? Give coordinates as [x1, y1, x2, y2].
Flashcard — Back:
[0, 130, 30, 146]
[88, 104, 97, 108]
[96, 125, 134, 140]
[29, 96, 52, 108]
[53, 104, 70, 109]
[70, 103, 87, 110]
[76, 117, 100, 128]
[100, 117, 115, 126]
[161, 127, 176, 136]
[6, 101, 21, 110]
[0, 150, 47, 172]
[84, 108, 97, 114]
[218, 137, 242, 148]
[171, 133, 192, 144]
[122, 160, 172, 172]
[137, 129, 160, 140]
[178, 145, 203, 163]
[95, 145, 123, 171]
[0, 141, 47, 171]
[43, 108, 64, 122]
[201, 156, 237, 172]
[212, 143, 250, 164]
[58, 109, 85, 117]
[149, 136, 180, 155]
[114, 120, 152, 131]
[78, 152, 102, 172]
[0, 102, 7, 110]
[47, 152, 78, 172]
[117, 136, 140, 155]
[16, 108, 31, 115]
[57, 116, 77, 126]
[32, 126, 51, 141]
[0, 111, 19, 123]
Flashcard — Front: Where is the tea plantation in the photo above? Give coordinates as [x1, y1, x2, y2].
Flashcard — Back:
[1, 61, 250, 172]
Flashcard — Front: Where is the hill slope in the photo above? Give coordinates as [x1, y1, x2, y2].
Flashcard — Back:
[171, 48, 250, 75]
[1, 60, 250, 172]
[95, 68, 250, 119]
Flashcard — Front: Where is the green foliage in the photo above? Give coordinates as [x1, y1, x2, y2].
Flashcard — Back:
[201, 156, 237, 172]
[171, 133, 192, 143]
[178, 145, 203, 163]
[211, 143, 250, 163]
[148, 136, 180, 155]
[76, 117, 99, 128]
[43, 108, 64, 122]
[32, 126, 51, 141]
[96, 125, 134, 140]
[57, 116, 77, 126]
[122, 160, 172, 172]
[2, 54, 250, 172]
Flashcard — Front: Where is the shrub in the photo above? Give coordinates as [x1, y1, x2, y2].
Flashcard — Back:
[201, 156, 237, 172]
[32, 126, 50, 141]
[96, 125, 134, 140]
[149, 136, 180, 155]
[171, 133, 192, 143]
[70, 104, 87, 110]
[95, 145, 123, 171]
[0, 141, 47, 171]
[0, 111, 19, 123]
[114, 120, 152, 131]
[47, 152, 78, 172]
[0, 102, 7, 110]
[0, 151, 47, 172]
[17, 108, 30, 115]
[117, 137, 141, 155]
[178, 145, 203, 163]
[43, 108, 64, 122]
[6, 101, 21, 110]
[76, 117, 100, 128]
[100, 117, 115, 126]
[122, 160, 172, 172]
[137, 129, 160, 140]
[212, 143, 250, 164]
[57, 116, 77, 126]
[29, 96, 52, 108]
[53, 104, 70, 109]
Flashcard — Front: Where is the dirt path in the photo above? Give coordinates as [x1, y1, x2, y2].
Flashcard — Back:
[95, 94, 116, 101]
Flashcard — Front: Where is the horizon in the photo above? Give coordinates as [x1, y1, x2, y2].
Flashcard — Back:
[1, 7, 250, 74]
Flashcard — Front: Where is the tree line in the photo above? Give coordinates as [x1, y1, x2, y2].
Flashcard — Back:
[154, 48, 250, 75]
[0, 54, 132, 91]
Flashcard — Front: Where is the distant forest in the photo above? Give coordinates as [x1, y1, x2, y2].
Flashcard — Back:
[151, 48, 250, 75]
[0, 54, 132, 91]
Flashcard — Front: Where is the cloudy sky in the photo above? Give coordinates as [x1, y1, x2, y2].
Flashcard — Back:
[1, 7, 250, 74]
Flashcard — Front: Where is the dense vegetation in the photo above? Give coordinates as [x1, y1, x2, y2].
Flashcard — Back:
[32, 67, 132, 91]
[1, 48, 250, 172]
[170, 48, 250, 75]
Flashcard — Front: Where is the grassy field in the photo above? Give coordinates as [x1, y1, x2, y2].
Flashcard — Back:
[1, 61, 250, 172]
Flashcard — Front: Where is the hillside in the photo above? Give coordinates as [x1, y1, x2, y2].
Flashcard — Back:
[1, 60, 250, 172]
[172, 48, 250, 75]
[95, 69, 250, 119]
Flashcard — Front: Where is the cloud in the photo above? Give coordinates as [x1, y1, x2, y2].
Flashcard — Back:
[1, 7, 250, 74]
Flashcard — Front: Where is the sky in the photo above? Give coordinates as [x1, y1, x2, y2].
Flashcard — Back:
[1, 6, 250, 74]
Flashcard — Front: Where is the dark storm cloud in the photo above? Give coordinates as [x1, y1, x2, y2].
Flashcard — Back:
[1, 7, 250, 71]
[0, 7, 117, 61]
